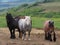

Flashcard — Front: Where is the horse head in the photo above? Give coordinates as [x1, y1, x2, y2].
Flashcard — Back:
[6, 13, 14, 22]
[25, 16, 31, 25]
[49, 20, 54, 28]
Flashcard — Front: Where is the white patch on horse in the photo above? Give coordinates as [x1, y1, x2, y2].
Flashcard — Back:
[18, 16, 32, 40]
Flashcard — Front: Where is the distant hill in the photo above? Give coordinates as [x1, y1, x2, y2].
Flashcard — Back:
[7, 2, 60, 18]
[0, 0, 60, 10]
[0, 0, 44, 14]
[0, 0, 60, 18]
[0, 0, 44, 10]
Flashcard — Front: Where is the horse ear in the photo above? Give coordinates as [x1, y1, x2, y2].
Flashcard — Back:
[52, 21, 54, 24]
[7, 13, 9, 15]
[49, 21, 51, 24]
[49, 21, 54, 24]
[7, 13, 11, 15]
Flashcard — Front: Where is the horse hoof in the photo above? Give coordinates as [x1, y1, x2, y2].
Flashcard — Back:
[54, 39, 56, 42]
[22, 37, 24, 40]
[24, 39, 27, 41]
[10, 37, 16, 39]
[45, 37, 49, 40]
[54, 40, 56, 42]
[22, 38, 27, 41]
[28, 38, 31, 40]
[19, 36, 22, 38]
[45, 38, 48, 40]
[50, 38, 52, 41]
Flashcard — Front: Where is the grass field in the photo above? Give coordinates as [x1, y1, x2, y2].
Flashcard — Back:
[0, 16, 60, 29]
[0, 16, 7, 27]
[32, 17, 60, 29]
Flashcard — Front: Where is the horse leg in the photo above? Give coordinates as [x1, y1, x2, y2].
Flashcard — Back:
[12, 29, 16, 39]
[9, 28, 13, 39]
[10, 30, 12, 39]
[24, 32, 26, 40]
[28, 31, 31, 40]
[22, 33, 24, 40]
[19, 31, 22, 38]
[48, 32, 52, 41]
[22, 31, 26, 40]
[45, 32, 48, 40]
[18, 28, 22, 38]
[53, 32, 56, 42]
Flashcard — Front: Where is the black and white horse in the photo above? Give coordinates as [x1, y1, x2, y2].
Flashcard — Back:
[6, 13, 22, 39]
[18, 16, 32, 40]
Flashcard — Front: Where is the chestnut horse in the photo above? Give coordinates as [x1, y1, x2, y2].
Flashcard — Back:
[44, 20, 56, 42]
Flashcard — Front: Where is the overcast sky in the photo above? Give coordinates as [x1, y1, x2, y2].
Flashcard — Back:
[0, 0, 19, 2]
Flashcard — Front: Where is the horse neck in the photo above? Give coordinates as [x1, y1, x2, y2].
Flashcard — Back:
[7, 15, 15, 23]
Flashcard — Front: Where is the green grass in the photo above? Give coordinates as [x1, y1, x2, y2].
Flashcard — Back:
[0, 16, 7, 27]
[0, 16, 60, 29]
[32, 17, 60, 29]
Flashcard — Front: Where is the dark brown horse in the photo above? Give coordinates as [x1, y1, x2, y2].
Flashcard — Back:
[44, 20, 56, 42]
[6, 13, 23, 39]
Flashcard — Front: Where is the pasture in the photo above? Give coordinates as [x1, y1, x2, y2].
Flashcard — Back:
[0, 16, 60, 29]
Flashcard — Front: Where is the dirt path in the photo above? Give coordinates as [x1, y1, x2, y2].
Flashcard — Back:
[0, 28, 60, 45]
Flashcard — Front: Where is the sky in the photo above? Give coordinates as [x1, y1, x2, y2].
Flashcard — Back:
[0, 0, 44, 2]
[0, 0, 18, 2]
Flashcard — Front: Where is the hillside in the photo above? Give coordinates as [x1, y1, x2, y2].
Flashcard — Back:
[7, 2, 60, 18]
[0, 0, 60, 10]
[0, 0, 44, 10]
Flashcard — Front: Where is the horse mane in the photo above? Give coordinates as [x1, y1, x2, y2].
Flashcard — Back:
[6, 13, 16, 27]
[14, 15, 25, 22]
[6, 13, 15, 23]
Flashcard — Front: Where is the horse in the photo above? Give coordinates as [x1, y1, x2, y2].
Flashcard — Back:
[6, 13, 22, 39]
[44, 20, 56, 42]
[18, 16, 32, 40]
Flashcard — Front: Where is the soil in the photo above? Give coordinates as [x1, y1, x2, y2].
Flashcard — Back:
[0, 28, 60, 45]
